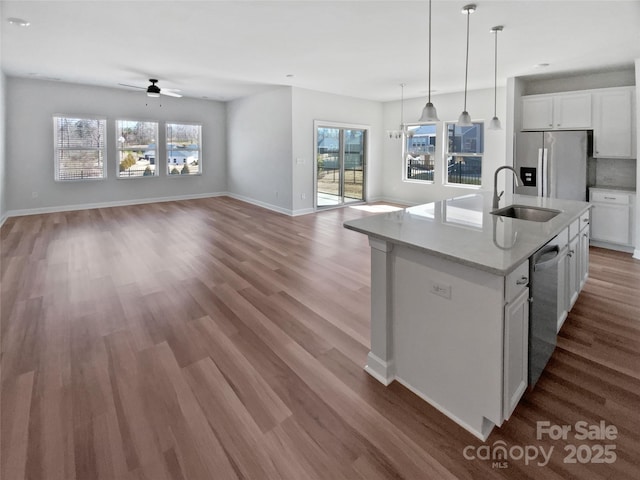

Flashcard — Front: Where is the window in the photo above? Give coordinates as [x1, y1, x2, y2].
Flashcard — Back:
[445, 122, 483, 186]
[166, 123, 201, 175]
[54, 116, 106, 181]
[116, 120, 158, 178]
[404, 124, 436, 182]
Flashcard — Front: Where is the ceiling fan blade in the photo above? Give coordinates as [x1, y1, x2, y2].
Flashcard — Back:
[118, 83, 145, 90]
[161, 90, 183, 98]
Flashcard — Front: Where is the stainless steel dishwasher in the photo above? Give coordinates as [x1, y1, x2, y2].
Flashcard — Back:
[529, 238, 561, 387]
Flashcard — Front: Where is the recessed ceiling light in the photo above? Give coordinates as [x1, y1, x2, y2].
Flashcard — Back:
[534, 63, 550, 68]
[285, 74, 295, 78]
[7, 17, 30, 27]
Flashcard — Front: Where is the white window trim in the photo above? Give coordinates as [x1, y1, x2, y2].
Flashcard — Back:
[166, 122, 203, 177]
[402, 123, 437, 184]
[444, 121, 484, 188]
[115, 118, 159, 179]
[53, 114, 107, 182]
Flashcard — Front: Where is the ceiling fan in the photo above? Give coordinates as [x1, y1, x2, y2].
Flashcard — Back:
[119, 78, 183, 98]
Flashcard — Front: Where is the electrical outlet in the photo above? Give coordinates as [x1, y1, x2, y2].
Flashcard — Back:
[301, 193, 306, 199]
[296, 158, 305, 165]
[275, 191, 279, 198]
[32, 191, 39, 199]
[430, 282, 452, 299]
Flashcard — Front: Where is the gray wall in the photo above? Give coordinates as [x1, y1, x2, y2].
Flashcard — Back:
[5, 78, 227, 214]
[636, 59, 640, 258]
[523, 69, 636, 95]
[226, 87, 293, 213]
[0, 71, 6, 224]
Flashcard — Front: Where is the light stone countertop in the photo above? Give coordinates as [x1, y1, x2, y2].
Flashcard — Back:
[344, 191, 591, 275]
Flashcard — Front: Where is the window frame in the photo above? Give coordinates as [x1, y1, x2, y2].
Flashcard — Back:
[166, 122, 202, 177]
[115, 119, 159, 179]
[402, 123, 437, 184]
[53, 115, 107, 182]
[444, 121, 484, 188]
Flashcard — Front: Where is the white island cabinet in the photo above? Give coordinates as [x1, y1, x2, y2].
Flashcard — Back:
[344, 192, 590, 441]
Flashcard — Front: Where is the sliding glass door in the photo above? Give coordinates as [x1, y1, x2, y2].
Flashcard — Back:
[316, 124, 366, 208]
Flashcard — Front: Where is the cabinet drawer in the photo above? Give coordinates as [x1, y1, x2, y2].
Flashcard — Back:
[591, 191, 630, 205]
[579, 211, 590, 230]
[555, 227, 569, 248]
[506, 261, 529, 302]
[569, 218, 580, 240]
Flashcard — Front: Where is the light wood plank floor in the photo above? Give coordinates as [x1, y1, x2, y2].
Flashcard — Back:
[2, 197, 639, 479]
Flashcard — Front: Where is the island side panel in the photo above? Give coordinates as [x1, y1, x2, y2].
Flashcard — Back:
[364, 237, 395, 385]
[391, 245, 505, 439]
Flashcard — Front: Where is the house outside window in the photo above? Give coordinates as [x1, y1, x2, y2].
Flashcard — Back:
[116, 120, 158, 178]
[445, 122, 483, 186]
[404, 124, 436, 182]
[53, 116, 106, 181]
[166, 123, 202, 176]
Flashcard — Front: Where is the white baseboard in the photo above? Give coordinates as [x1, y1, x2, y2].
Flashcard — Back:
[225, 192, 294, 216]
[4, 192, 225, 219]
[2, 193, 414, 223]
[589, 239, 635, 254]
[393, 376, 494, 442]
[292, 207, 315, 216]
[364, 352, 395, 386]
[633, 249, 640, 260]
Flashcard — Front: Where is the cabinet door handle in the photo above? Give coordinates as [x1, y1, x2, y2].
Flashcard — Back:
[583, 233, 588, 237]
[603, 196, 617, 200]
[516, 276, 528, 285]
[568, 250, 575, 257]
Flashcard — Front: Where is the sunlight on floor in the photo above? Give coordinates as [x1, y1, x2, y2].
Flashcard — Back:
[349, 204, 404, 213]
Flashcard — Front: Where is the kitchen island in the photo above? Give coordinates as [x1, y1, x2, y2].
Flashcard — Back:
[344, 192, 591, 440]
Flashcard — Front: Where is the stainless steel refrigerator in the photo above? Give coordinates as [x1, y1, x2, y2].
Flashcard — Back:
[515, 131, 591, 201]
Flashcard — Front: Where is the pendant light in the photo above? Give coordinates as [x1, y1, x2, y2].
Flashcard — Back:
[387, 83, 411, 139]
[457, 4, 476, 127]
[488, 26, 503, 130]
[419, 0, 439, 122]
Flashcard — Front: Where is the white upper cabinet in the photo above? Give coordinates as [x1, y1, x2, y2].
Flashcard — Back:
[553, 93, 592, 129]
[522, 93, 591, 130]
[522, 95, 554, 130]
[593, 87, 635, 159]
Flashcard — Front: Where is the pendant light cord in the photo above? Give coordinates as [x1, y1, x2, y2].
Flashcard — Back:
[463, 9, 470, 111]
[493, 29, 498, 117]
[428, 0, 432, 104]
[400, 83, 405, 128]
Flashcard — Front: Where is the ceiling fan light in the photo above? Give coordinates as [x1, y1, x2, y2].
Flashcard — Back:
[457, 111, 473, 127]
[488, 116, 502, 130]
[419, 102, 440, 122]
[146, 91, 160, 98]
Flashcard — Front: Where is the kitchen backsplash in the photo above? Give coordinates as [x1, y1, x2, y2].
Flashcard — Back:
[588, 157, 637, 190]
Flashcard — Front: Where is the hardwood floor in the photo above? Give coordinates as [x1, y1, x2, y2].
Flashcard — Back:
[1, 196, 639, 479]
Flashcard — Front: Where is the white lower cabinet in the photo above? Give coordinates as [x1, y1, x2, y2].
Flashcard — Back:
[503, 260, 529, 420]
[567, 233, 580, 309]
[579, 222, 590, 289]
[590, 188, 635, 248]
[556, 228, 569, 332]
[503, 287, 529, 420]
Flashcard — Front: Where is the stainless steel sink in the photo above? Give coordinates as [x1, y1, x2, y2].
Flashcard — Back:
[491, 205, 561, 222]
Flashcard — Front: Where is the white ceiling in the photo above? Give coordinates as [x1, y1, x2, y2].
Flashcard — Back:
[2, 0, 639, 102]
